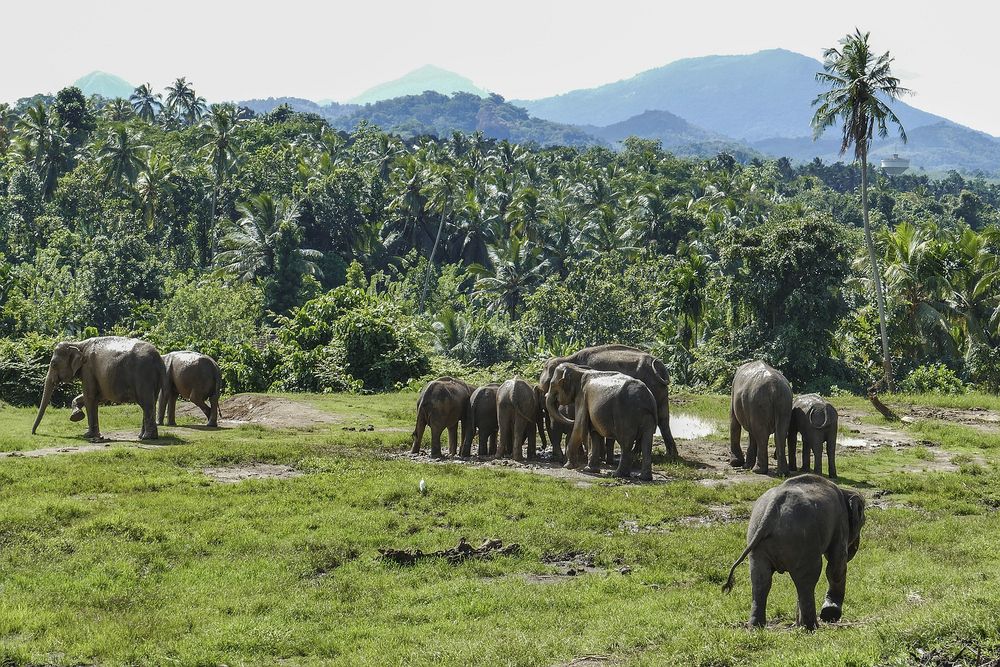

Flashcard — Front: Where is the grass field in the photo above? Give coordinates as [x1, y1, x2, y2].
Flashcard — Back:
[0, 391, 999, 666]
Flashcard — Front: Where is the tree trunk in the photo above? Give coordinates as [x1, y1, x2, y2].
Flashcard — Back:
[860, 149, 894, 391]
[419, 206, 448, 313]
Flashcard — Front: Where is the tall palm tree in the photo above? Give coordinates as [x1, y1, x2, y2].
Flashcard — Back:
[135, 151, 176, 230]
[15, 102, 69, 198]
[96, 126, 148, 190]
[812, 28, 909, 390]
[102, 98, 134, 123]
[130, 83, 163, 122]
[201, 103, 243, 256]
[215, 194, 322, 283]
[471, 234, 547, 320]
[165, 77, 207, 125]
[418, 165, 459, 311]
[0, 103, 14, 156]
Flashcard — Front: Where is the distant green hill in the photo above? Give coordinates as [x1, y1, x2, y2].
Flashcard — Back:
[348, 65, 488, 105]
[73, 71, 134, 99]
[333, 91, 603, 148]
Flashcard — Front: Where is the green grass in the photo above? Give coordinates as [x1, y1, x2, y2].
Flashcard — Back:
[0, 392, 998, 665]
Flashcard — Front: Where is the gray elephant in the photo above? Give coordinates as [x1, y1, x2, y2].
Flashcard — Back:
[789, 394, 838, 477]
[496, 378, 548, 461]
[157, 351, 223, 427]
[546, 363, 656, 480]
[411, 377, 474, 458]
[547, 404, 615, 466]
[729, 360, 793, 475]
[33, 336, 165, 441]
[462, 383, 500, 457]
[722, 474, 866, 630]
[538, 344, 676, 458]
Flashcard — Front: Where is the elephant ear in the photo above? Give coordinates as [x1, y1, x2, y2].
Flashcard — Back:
[67, 345, 84, 376]
[847, 492, 866, 537]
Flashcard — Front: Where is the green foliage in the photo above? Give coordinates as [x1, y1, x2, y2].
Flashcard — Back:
[146, 275, 265, 350]
[901, 363, 966, 395]
[0, 334, 73, 406]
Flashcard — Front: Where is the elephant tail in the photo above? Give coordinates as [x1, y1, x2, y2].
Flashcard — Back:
[722, 497, 781, 593]
[214, 362, 225, 420]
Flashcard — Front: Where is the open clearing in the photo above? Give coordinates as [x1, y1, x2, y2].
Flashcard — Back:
[1, 391, 999, 665]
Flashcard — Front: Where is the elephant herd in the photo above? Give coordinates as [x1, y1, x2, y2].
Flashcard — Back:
[31, 336, 223, 440]
[413, 349, 865, 629]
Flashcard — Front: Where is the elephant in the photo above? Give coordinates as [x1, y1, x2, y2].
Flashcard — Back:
[789, 394, 838, 477]
[462, 383, 500, 457]
[722, 474, 866, 630]
[729, 360, 793, 475]
[411, 377, 474, 458]
[538, 344, 676, 458]
[157, 351, 223, 428]
[547, 404, 615, 466]
[545, 363, 657, 480]
[32, 336, 165, 441]
[496, 379, 548, 461]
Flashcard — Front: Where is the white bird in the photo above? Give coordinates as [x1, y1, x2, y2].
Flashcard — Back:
[419, 479, 427, 495]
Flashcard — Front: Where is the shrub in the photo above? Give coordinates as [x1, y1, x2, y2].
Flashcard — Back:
[0, 334, 74, 407]
[901, 363, 966, 395]
[335, 302, 429, 391]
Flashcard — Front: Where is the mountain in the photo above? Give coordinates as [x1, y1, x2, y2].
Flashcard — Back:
[516, 49, 944, 142]
[584, 109, 761, 161]
[348, 65, 489, 105]
[73, 71, 134, 99]
[238, 97, 358, 123]
[332, 91, 603, 148]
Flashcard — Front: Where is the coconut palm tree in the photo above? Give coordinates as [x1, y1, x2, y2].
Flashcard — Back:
[15, 102, 69, 198]
[135, 151, 175, 230]
[129, 83, 163, 122]
[102, 98, 134, 123]
[201, 103, 243, 256]
[471, 234, 547, 319]
[165, 77, 207, 125]
[418, 164, 460, 311]
[812, 28, 909, 390]
[96, 126, 148, 190]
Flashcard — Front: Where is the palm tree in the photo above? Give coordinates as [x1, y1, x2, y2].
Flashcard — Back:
[812, 28, 909, 390]
[135, 151, 175, 230]
[471, 234, 547, 319]
[0, 103, 14, 156]
[418, 165, 459, 311]
[15, 102, 68, 198]
[130, 83, 163, 122]
[165, 77, 207, 125]
[215, 194, 322, 283]
[102, 98, 134, 123]
[96, 126, 148, 190]
[201, 103, 243, 256]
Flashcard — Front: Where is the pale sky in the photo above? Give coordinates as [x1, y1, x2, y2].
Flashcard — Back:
[3, 0, 997, 134]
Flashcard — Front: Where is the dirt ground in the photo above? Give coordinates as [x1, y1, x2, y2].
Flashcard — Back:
[201, 463, 303, 483]
[177, 394, 341, 428]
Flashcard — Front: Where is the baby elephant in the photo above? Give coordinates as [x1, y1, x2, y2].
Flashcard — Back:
[158, 351, 223, 427]
[496, 378, 548, 461]
[411, 377, 474, 458]
[722, 474, 866, 630]
[462, 383, 500, 457]
[788, 394, 838, 477]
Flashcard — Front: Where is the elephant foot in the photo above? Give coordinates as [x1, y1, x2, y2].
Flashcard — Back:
[752, 465, 769, 475]
[206, 421, 217, 428]
[139, 429, 159, 441]
[820, 602, 842, 623]
[638, 470, 653, 482]
[586, 465, 604, 475]
[168, 420, 178, 427]
[748, 617, 766, 629]
[429, 451, 443, 460]
[729, 457, 745, 468]
[70, 410, 85, 423]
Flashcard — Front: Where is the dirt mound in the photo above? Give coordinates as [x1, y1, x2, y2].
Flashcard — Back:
[178, 394, 340, 428]
[906, 405, 1000, 433]
[201, 463, 302, 483]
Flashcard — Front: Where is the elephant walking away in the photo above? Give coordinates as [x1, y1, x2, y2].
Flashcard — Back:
[462, 383, 500, 457]
[496, 379, 548, 461]
[789, 394, 838, 477]
[538, 344, 676, 458]
[729, 361, 793, 475]
[545, 363, 657, 481]
[411, 377, 474, 458]
[158, 351, 223, 427]
[722, 474, 866, 629]
[33, 336, 166, 441]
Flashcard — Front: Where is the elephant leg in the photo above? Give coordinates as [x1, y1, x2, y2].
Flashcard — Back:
[191, 396, 212, 424]
[826, 433, 838, 478]
[139, 400, 158, 440]
[550, 431, 564, 463]
[476, 429, 487, 457]
[499, 417, 513, 459]
[156, 388, 167, 426]
[208, 392, 219, 428]
[84, 395, 102, 440]
[613, 435, 635, 479]
[748, 554, 773, 629]
[488, 431, 497, 456]
[430, 426, 444, 459]
[604, 436, 615, 466]
[447, 424, 458, 458]
[527, 424, 537, 460]
[512, 418, 526, 462]
[801, 434, 811, 472]
[659, 396, 678, 459]
[787, 425, 798, 471]
[791, 559, 822, 630]
[751, 429, 769, 475]
[729, 407, 745, 467]
[745, 433, 759, 471]
[812, 440, 824, 476]
[774, 417, 790, 475]
[168, 392, 178, 426]
[637, 427, 654, 481]
[584, 431, 604, 473]
[410, 414, 427, 454]
[821, 550, 848, 622]
[462, 423, 476, 458]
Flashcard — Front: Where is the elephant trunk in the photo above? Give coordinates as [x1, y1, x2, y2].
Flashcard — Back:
[808, 405, 829, 430]
[546, 390, 574, 427]
[32, 374, 56, 435]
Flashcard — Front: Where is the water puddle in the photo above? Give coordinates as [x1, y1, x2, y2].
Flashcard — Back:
[670, 413, 716, 440]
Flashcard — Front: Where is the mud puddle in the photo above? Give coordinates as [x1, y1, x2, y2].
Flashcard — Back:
[177, 394, 341, 428]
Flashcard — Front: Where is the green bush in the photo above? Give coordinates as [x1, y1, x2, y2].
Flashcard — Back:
[335, 302, 429, 391]
[0, 334, 74, 407]
[901, 363, 966, 394]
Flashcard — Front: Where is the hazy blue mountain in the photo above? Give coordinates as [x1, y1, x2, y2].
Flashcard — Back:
[332, 91, 604, 147]
[516, 49, 945, 142]
[73, 71, 134, 99]
[348, 65, 489, 105]
[238, 97, 358, 122]
[585, 109, 722, 146]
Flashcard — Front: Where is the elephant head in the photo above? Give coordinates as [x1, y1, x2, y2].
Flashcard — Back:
[808, 403, 831, 430]
[844, 490, 866, 560]
[544, 363, 579, 427]
[32, 342, 84, 434]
